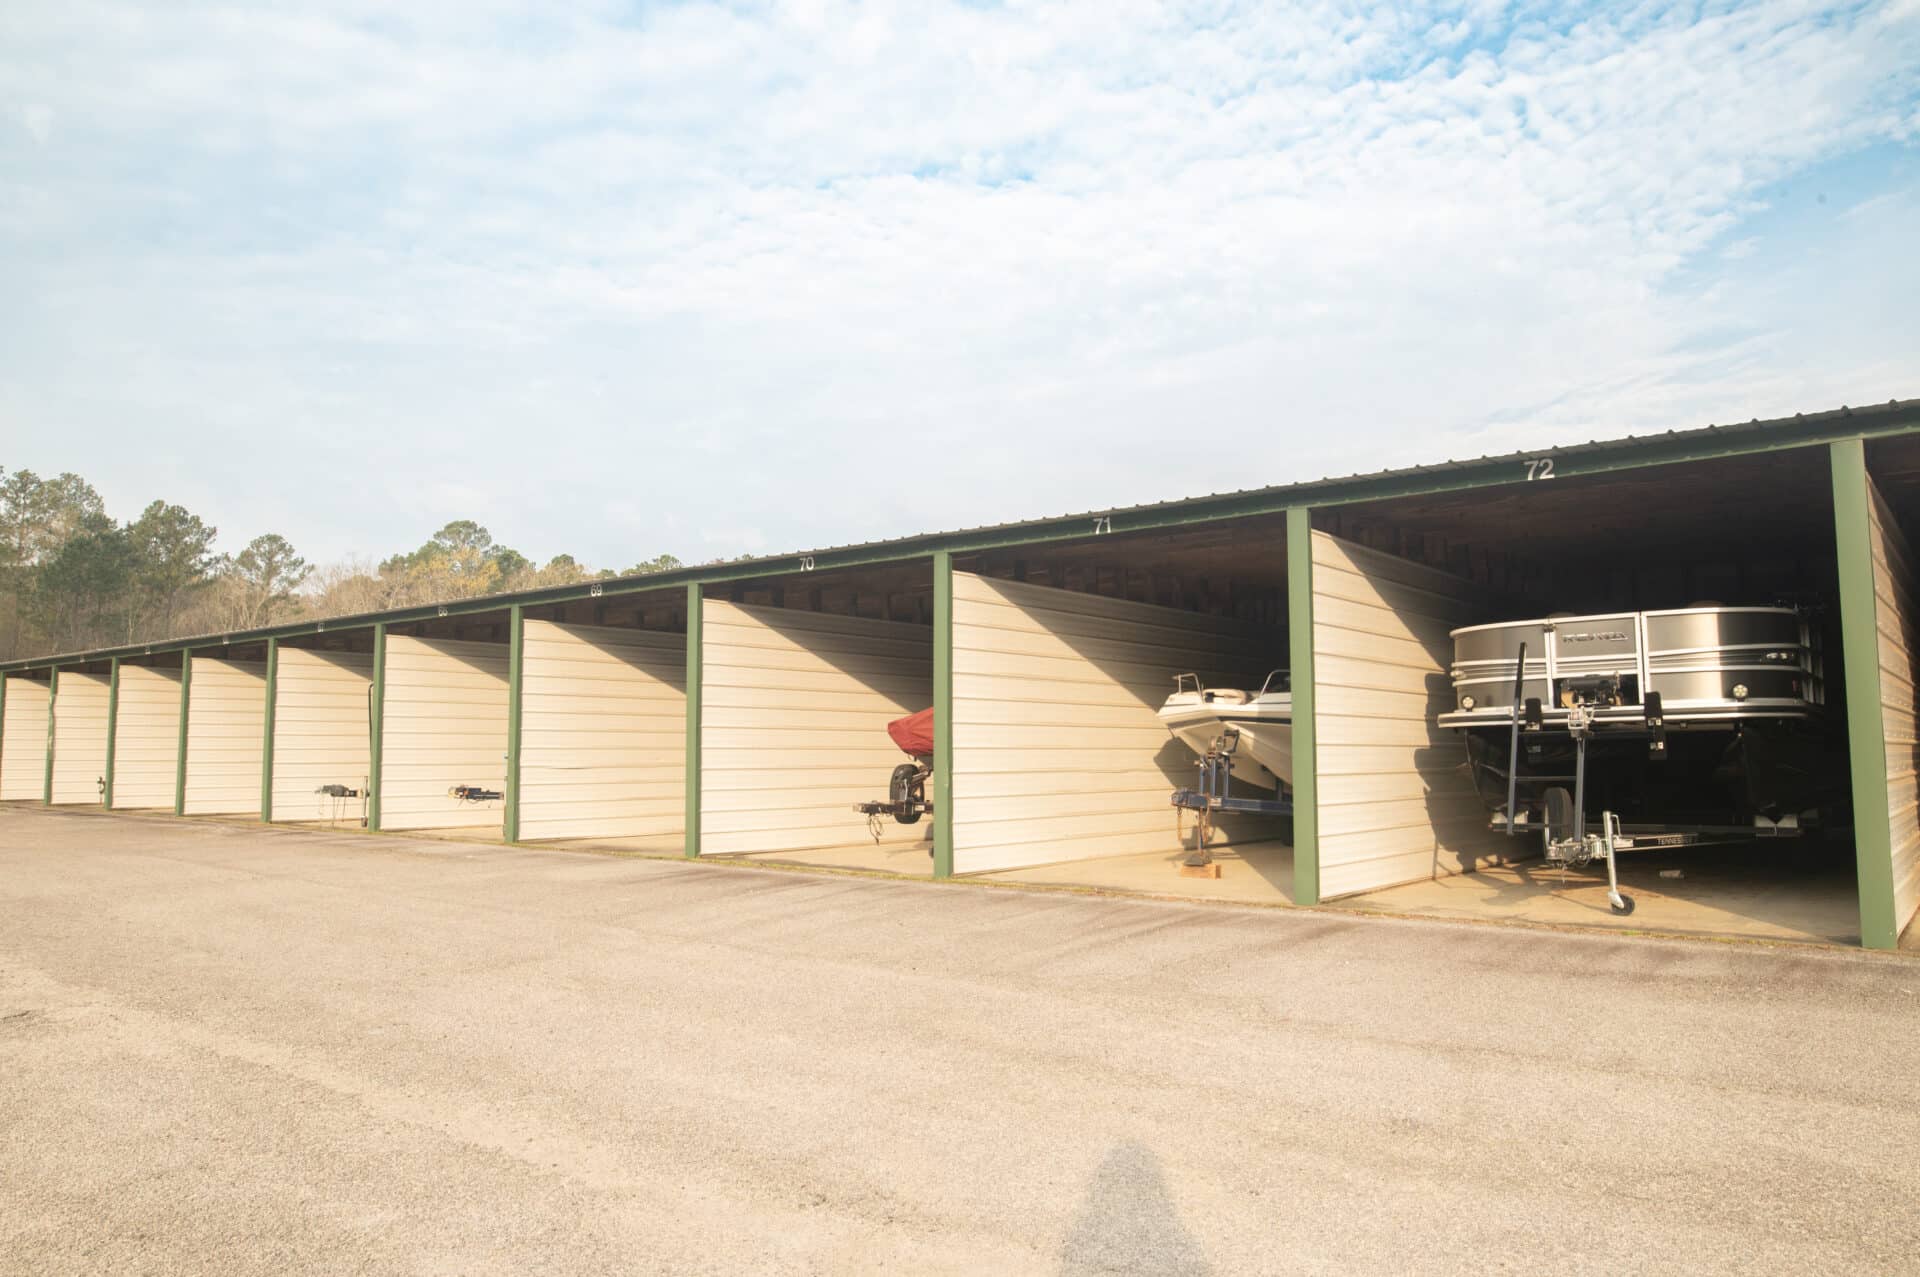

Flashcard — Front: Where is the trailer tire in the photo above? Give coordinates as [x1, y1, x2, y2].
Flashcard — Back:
[889, 763, 924, 825]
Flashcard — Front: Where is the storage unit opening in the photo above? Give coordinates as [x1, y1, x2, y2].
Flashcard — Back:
[698, 561, 935, 875]
[951, 515, 1294, 902]
[1312, 446, 1860, 944]
[182, 641, 270, 817]
[1861, 434, 1920, 945]
[50, 662, 112, 806]
[379, 612, 512, 838]
[111, 657, 183, 811]
[517, 589, 688, 854]
[271, 632, 376, 828]
[1, 670, 53, 803]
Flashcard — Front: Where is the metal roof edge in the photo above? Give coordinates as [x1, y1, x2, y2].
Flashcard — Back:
[3, 396, 1915, 672]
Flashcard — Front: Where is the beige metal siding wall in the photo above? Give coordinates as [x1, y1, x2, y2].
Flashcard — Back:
[520, 620, 685, 843]
[1, 676, 50, 801]
[271, 648, 373, 823]
[700, 600, 932, 856]
[1866, 481, 1920, 935]
[1311, 530, 1517, 899]
[949, 573, 1283, 875]
[112, 665, 181, 809]
[380, 634, 510, 831]
[51, 672, 111, 804]
[182, 658, 267, 815]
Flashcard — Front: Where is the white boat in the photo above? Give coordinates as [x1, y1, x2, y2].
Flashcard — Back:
[1157, 672, 1293, 790]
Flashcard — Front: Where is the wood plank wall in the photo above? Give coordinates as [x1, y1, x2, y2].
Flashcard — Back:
[519, 620, 686, 844]
[271, 648, 373, 823]
[699, 600, 932, 857]
[50, 672, 111, 804]
[112, 665, 180, 810]
[0, 676, 49, 801]
[379, 635, 510, 831]
[1866, 478, 1920, 937]
[182, 658, 267, 816]
[949, 573, 1284, 875]
[1310, 530, 1520, 898]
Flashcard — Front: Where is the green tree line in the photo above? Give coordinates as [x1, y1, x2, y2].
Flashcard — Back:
[0, 468, 683, 661]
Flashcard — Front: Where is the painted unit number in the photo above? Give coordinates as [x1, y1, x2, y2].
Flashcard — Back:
[589, 583, 604, 597]
[1526, 457, 1556, 480]
[1092, 517, 1113, 534]
[799, 556, 816, 571]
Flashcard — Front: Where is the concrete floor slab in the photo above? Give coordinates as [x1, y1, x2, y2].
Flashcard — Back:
[1341, 844, 1859, 944]
[532, 834, 685, 858]
[383, 823, 504, 844]
[980, 841, 1293, 904]
[725, 838, 936, 878]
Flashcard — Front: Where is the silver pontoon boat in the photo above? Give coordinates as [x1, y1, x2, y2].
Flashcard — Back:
[1437, 605, 1841, 914]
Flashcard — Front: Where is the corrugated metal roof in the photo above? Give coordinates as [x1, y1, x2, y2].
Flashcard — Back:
[6, 397, 1917, 670]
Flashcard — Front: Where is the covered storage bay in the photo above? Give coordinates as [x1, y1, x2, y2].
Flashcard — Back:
[950, 518, 1294, 900]
[378, 619, 511, 836]
[1857, 434, 1920, 947]
[111, 660, 182, 811]
[697, 563, 934, 872]
[1307, 445, 1862, 944]
[270, 640, 375, 827]
[50, 667, 112, 805]
[518, 593, 686, 852]
[1, 672, 51, 802]
[182, 647, 269, 817]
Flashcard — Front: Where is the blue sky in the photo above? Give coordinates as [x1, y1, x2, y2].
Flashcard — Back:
[2, 0, 1917, 569]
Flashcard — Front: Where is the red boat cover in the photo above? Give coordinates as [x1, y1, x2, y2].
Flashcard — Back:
[886, 707, 935, 757]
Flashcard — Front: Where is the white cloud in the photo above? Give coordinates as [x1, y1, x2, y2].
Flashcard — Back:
[0, 1, 1915, 564]
[18, 102, 51, 143]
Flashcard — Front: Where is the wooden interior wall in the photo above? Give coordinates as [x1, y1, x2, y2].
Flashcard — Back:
[0, 676, 49, 801]
[182, 658, 267, 816]
[949, 573, 1284, 875]
[380, 635, 510, 832]
[50, 672, 111, 804]
[1311, 530, 1520, 899]
[700, 600, 932, 857]
[1866, 477, 1920, 937]
[519, 620, 685, 844]
[112, 664, 180, 809]
[271, 648, 373, 823]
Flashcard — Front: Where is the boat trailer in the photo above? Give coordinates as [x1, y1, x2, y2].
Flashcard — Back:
[854, 759, 932, 842]
[1170, 728, 1292, 867]
[1485, 644, 1807, 917]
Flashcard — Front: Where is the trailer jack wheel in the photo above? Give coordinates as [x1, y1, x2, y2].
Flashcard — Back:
[1609, 892, 1635, 916]
[1184, 808, 1214, 866]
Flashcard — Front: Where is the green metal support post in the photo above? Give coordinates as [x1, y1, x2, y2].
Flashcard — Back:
[684, 584, 702, 858]
[1285, 507, 1320, 907]
[174, 649, 192, 816]
[932, 551, 954, 879]
[42, 665, 58, 806]
[503, 605, 525, 843]
[260, 638, 278, 822]
[1829, 438, 1901, 950]
[104, 658, 120, 809]
[367, 623, 386, 832]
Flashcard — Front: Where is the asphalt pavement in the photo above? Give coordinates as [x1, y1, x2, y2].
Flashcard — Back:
[2, 806, 1915, 1275]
